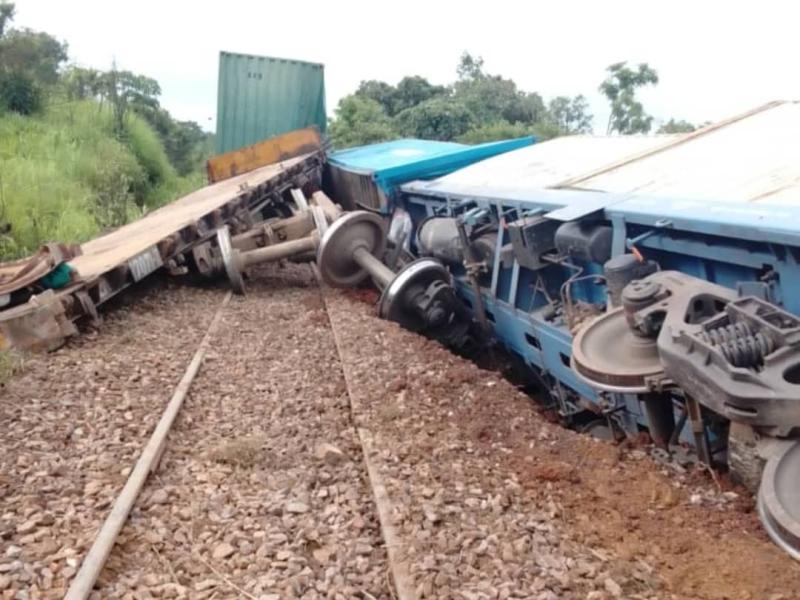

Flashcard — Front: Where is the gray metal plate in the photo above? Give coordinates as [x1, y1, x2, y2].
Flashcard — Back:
[758, 439, 800, 560]
[317, 211, 386, 288]
[216, 227, 245, 294]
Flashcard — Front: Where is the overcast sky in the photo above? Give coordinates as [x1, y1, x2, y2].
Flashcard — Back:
[15, 0, 800, 133]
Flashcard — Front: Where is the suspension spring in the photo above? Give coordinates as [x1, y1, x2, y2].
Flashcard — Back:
[700, 322, 775, 368]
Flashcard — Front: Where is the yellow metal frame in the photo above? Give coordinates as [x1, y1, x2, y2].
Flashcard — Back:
[206, 127, 323, 183]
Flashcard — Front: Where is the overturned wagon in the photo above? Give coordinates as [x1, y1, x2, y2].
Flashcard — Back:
[0, 141, 325, 350]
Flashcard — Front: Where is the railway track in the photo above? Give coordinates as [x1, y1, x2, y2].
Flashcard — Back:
[2, 264, 800, 599]
[77, 265, 395, 599]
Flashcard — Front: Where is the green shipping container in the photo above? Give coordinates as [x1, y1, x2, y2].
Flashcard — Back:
[215, 51, 326, 154]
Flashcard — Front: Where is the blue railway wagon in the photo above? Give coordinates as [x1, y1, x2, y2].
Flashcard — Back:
[395, 101, 800, 558]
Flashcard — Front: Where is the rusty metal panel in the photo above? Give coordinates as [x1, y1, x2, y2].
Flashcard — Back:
[215, 52, 326, 155]
[0, 290, 77, 351]
[70, 154, 315, 282]
[207, 127, 323, 183]
[0, 244, 81, 297]
[326, 165, 384, 211]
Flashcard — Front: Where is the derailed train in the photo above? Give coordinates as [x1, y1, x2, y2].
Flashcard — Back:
[324, 101, 800, 560]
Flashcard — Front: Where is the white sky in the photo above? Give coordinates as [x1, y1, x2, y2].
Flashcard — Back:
[15, 0, 800, 133]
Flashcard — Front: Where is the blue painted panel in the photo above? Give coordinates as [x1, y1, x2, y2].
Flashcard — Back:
[607, 195, 800, 246]
[402, 185, 800, 445]
[331, 137, 535, 199]
[399, 149, 800, 450]
[454, 279, 599, 400]
[329, 139, 465, 172]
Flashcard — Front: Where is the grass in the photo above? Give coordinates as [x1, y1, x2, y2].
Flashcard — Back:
[0, 100, 204, 260]
[207, 435, 270, 467]
[0, 349, 25, 385]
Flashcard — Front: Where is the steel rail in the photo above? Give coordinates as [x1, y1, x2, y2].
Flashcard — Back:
[311, 263, 418, 600]
[64, 291, 233, 600]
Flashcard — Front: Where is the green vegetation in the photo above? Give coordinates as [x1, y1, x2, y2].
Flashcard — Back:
[0, 101, 204, 256]
[0, 348, 24, 384]
[0, 1, 212, 260]
[330, 54, 700, 149]
[329, 52, 593, 149]
[657, 118, 697, 134]
[395, 97, 475, 141]
[599, 62, 659, 134]
[327, 96, 396, 149]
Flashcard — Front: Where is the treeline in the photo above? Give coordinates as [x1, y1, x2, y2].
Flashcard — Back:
[0, 3, 212, 174]
[329, 53, 699, 148]
[0, 1, 213, 257]
[62, 67, 213, 176]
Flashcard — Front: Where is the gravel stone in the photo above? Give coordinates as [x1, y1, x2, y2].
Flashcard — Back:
[285, 502, 309, 514]
[149, 489, 169, 505]
[315, 442, 346, 465]
[604, 577, 623, 597]
[211, 542, 235, 560]
[2, 259, 799, 599]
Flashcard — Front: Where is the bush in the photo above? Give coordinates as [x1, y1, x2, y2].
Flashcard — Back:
[328, 95, 396, 149]
[457, 121, 533, 144]
[456, 119, 565, 144]
[84, 141, 146, 229]
[0, 99, 201, 259]
[0, 70, 42, 115]
[0, 109, 97, 255]
[122, 114, 176, 206]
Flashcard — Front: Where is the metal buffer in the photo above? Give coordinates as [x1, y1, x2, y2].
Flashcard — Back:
[216, 205, 329, 294]
[317, 211, 456, 332]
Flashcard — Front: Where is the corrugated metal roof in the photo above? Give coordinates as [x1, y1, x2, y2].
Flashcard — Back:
[215, 52, 326, 154]
[569, 101, 800, 205]
[407, 101, 800, 209]
[416, 135, 675, 194]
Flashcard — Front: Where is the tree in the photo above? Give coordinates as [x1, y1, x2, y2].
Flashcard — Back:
[0, 15, 67, 115]
[355, 76, 446, 117]
[331, 52, 598, 146]
[395, 97, 475, 141]
[392, 76, 447, 115]
[657, 118, 696, 133]
[0, 28, 68, 84]
[328, 95, 396, 148]
[505, 86, 544, 124]
[100, 65, 161, 136]
[355, 79, 396, 115]
[0, 70, 40, 114]
[0, 1, 14, 38]
[63, 66, 104, 100]
[456, 52, 484, 81]
[140, 109, 210, 175]
[599, 62, 658, 134]
[453, 52, 546, 126]
[0, 5, 66, 115]
[548, 95, 593, 134]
